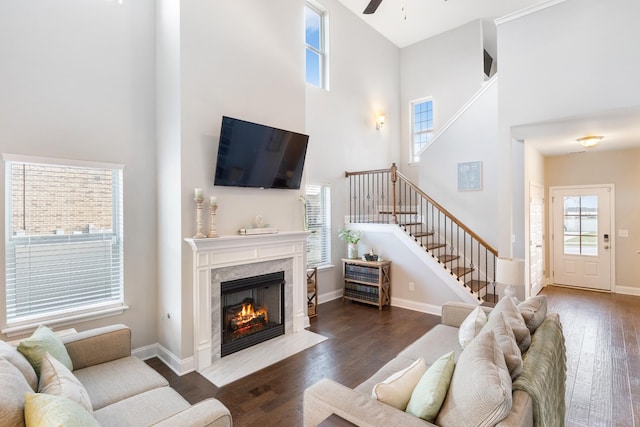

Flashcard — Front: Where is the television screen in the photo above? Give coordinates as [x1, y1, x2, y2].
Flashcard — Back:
[214, 116, 309, 189]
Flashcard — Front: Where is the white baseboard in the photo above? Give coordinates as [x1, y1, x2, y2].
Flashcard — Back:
[391, 297, 441, 316]
[318, 289, 343, 305]
[131, 343, 157, 361]
[614, 286, 640, 297]
[131, 343, 194, 376]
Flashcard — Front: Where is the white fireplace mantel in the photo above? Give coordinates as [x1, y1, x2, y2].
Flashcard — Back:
[185, 231, 310, 371]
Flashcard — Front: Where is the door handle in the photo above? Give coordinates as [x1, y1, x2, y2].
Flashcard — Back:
[604, 245, 610, 249]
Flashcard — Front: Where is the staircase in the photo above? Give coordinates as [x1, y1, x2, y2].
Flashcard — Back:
[345, 163, 498, 305]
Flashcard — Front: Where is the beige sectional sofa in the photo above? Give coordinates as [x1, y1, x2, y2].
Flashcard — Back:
[0, 324, 232, 427]
[304, 298, 566, 426]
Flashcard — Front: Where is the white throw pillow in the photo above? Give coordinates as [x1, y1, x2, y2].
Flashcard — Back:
[372, 358, 427, 410]
[38, 353, 93, 413]
[458, 306, 487, 349]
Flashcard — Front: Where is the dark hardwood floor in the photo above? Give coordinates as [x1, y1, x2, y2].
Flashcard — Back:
[147, 286, 640, 426]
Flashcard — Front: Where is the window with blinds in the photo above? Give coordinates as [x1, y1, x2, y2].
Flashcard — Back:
[4, 156, 124, 324]
[305, 184, 331, 267]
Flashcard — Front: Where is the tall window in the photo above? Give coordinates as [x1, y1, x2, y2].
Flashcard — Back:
[4, 155, 124, 326]
[305, 3, 327, 88]
[411, 98, 434, 163]
[305, 184, 331, 266]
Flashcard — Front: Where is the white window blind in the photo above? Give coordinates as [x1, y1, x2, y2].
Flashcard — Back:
[4, 157, 124, 324]
[305, 184, 331, 266]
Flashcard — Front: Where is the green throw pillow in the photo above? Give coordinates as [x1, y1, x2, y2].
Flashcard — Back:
[24, 392, 100, 427]
[18, 325, 73, 377]
[405, 351, 456, 422]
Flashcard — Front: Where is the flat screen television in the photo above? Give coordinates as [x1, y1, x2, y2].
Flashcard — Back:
[214, 116, 309, 190]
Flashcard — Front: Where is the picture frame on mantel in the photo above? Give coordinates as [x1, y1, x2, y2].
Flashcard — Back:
[457, 161, 482, 191]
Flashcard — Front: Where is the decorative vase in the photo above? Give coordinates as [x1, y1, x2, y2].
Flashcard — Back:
[348, 243, 358, 259]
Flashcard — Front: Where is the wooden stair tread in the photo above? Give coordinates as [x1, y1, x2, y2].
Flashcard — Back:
[400, 222, 422, 227]
[439, 254, 459, 263]
[451, 266, 473, 277]
[425, 242, 446, 250]
[466, 279, 489, 293]
[413, 231, 434, 237]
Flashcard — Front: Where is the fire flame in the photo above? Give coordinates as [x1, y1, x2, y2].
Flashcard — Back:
[238, 303, 268, 323]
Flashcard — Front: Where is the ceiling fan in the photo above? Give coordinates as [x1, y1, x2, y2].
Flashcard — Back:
[363, 0, 383, 14]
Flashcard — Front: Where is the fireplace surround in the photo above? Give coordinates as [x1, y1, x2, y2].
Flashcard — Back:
[185, 231, 309, 372]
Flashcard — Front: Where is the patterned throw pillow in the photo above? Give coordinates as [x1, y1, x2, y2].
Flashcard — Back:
[17, 325, 73, 377]
[405, 351, 456, 422]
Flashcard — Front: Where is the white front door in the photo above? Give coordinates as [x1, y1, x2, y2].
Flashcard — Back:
[551, 186, 613, 291]
[529, 184, 544, 296]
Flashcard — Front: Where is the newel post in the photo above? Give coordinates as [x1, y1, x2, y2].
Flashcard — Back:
[391, 163, 398, 224]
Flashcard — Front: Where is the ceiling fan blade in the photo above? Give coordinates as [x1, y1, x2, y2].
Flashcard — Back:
[363, 0, 383, 14]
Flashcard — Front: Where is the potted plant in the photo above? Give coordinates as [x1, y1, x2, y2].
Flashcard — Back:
[338, 228, 362, 259]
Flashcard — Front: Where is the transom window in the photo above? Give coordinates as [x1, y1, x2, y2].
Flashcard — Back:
[411, 98, 434, 163]
[305, 184, 331, 266]
[563, 195, 598, 256]
[305, 3, 327, 89]
[4, 155, 124, 327]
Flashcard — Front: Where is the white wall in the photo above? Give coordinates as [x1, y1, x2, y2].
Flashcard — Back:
[497, 0, 640, 255]
[401, 20, 485, 182]
[156, 0, 183, 362]
[418, 80, 499, 248]
[304, 0, 401, 302]
[0, 0, 158, 347]
[155, 0, 309, 360]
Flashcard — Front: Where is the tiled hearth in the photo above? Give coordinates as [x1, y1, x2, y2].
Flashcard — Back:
[185, 232, 309, 372]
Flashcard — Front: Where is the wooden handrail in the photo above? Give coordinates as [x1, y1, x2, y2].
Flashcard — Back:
[344, 163, 498, 257]
[394, 170, 498, 256]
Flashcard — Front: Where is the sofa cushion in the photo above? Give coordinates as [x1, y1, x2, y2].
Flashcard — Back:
[490, 296, 531, 353]
[92, 386, 191, 426]
[24, 392, 99, 427]
[436, 331, 512, 427]
[518, 296, 548, 333]
[405, 351, 455, 422]
[482, 312, 522, 379]
[73, 355, 169, 410]
[397, 324, 462, 364]
[39, 352, 93, 413]
[18, 325, 74, 377]
[371, 358, 427, 410]
[0, 357, 33, 426]
[458, 306, 487, 349]
[0, 340, 38, 390]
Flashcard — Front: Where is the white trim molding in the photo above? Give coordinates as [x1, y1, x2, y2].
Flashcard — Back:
[495, 0, 567, 26]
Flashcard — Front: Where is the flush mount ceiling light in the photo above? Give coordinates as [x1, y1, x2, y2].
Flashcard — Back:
[576, 135, 604, 148]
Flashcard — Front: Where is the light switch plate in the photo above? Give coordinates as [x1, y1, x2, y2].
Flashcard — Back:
[619, 229, 629, 238]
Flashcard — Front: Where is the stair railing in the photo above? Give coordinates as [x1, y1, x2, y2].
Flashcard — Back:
[345, 163, 498, 303]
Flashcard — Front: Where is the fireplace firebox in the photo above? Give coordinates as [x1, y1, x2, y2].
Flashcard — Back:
[220, 271, 285, 357]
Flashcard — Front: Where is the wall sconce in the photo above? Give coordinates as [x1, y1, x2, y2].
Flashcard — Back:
[576, 135, 603, 148]
[376, 115, 385, 130]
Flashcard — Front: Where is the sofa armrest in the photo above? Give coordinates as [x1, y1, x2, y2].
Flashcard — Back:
[61, 324, 131, 369]
[304, 378, 430, 427]
[151, 398, 232, 427]
[441, 302, 492, 328]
